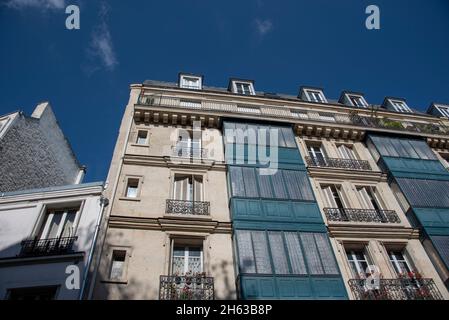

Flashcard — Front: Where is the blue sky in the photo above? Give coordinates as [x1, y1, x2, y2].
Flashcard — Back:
[1, 0, 449, 183]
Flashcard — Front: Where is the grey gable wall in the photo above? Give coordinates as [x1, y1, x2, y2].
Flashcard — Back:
[0, 103, 81, 193]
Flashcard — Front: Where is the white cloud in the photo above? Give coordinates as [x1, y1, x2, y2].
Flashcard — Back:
[254, 19, 273, 36]
[5, 0, 65, 10]
[86, 2, 118, 71]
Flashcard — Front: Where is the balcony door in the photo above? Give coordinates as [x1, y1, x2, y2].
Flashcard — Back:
[171, 246, 203, 275]
[37, 209, 78, 239]
[337, 145, 357, 160]
[307, 144, 327, 166]
[388, 251, 414, 275]
[346, 249, 372, 278]
[173, 175, 203, 202]
[357, 187, 384, 211]
[176, 130, 202, 157]
[321, 185, 346, 209]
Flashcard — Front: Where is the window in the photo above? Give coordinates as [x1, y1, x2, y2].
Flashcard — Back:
[307, 144, 327, 165]
[173, 174, 203, 201]
[321, 185, 346, 209]
[228, 166, 314, 201]
[396, 178, 449, 208]
[136, 130, 148, 145]
[368, 135, 437, 160]
[179, 75, 202, 89]
[356, 186, 384, 211]
[110, 250, 127, 280]
[234, 82, 254, 95]
[38, 208, 78, 239]
[175, 129, 202, 157]
[388, 250, 414, 275]
[306, 90, 326, 103]
[172, 246, 203, 275]
[224, 123, 296, 148]
[235, 230, 338, 275]
[436, 105, 449, 118]
[125, 178, 140, 198]
[7, 286, 58, 300]
[346, 248, 372, 278]
[390, 100, 412, 113]
[348, 95, 368, 108]
[430, 235, 449, 269]
[337, 145, 357, 160]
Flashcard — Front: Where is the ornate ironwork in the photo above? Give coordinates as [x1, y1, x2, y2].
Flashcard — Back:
[166, 199, 210, 215]
[324, 207, 400, 223]
[306, 156, 371, 171]
[348, 278, 443, 300]
[20, 236, 78, 256]
[171, 146, 207, 159]
[159, 275, 214, 300]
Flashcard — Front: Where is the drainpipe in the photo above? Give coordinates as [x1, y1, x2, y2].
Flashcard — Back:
[79, 195, 109, 300]
[85, 100, 136, 299]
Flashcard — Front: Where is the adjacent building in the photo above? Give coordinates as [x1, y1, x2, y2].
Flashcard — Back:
[0, 103, 105, 300]
[91, 73, 449, 300]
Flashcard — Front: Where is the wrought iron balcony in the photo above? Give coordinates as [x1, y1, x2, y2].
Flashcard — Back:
[166, 199, 210, 215]
[348, 278, 443, 300]
[324, 207, 400, 223]
[171, 146, 207, 159]
[159, 275, 214, 300]
[20, 236, 78, 257]
[305, 156, 371, 171]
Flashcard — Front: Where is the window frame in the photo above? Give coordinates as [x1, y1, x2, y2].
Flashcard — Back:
[232, 81, 255, 95]
[390, 99, 412, 113]
[105, 246, 132, 283]
[179, 74, 202, 90]
[305, 89, 327, 103]
[36, 206, 81, 240]
[122, 176, 143, 200]
[435, 105, 449, 118]
[135, 130, 149, 145]
[172, 173, 204, 201]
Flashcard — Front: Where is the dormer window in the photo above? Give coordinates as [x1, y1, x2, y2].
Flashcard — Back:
[179, 74, 202, 90]
[229, 79, 255, 95]
[434, 104, 449, 118]
[307, 90, 326, 103]
[390, 100, 412, 113]
[348, 94, 368, 108]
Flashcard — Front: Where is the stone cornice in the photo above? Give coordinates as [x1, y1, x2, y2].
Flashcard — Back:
[327, 224, 420, 239]
[108, 215, 232, 234]
[123, 154, 227, 171]
[307, 167, 387, 182]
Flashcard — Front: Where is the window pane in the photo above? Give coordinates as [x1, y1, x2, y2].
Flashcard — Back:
[280, 127, 296, 148]
[229, 167, 245, 197]
[300, 233, 324, 274]
[252, 231, 272, 274]
[272, 170, 288, 199]
[284, 232, 307, 274]
[257, 169, 273, 198]
[268, 232, 289, 274]
[294, 171, 314, 201]
[46, 212, 63, 238]
[242, 167, 258, 198]
[61, 210, 77, 237]
[314, 233, 338, 274]
[236, 231, 256, 273]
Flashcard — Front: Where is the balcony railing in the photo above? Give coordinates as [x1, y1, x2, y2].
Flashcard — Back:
[171, 146, 207, 159]
[305, 156, 371, 171]
[348, 278, 443, 300]
[324, 207, 400, 223]
[20, 236, 78, 257]
[159, 275, 214, 300]
[166, 199, 210, 215]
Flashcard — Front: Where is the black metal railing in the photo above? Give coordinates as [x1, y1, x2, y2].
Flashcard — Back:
[324, 207, 400, 223]
[159, 275, 214, 300]
[348, 278, 443, 300]
[166, 199, 210, 215]
[172, 146, 207, 159]
[20, 236, 78, 256]
[305, 156, 371, 171]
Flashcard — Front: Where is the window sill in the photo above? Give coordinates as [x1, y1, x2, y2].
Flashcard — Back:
[130, 143, 150, 148]
[101, 279, 128, 285]
[119, 197, 141, 202]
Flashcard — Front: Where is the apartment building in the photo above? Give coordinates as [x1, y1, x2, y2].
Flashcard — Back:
[0, 102, 106, 300]
[92, 73, 449, 300]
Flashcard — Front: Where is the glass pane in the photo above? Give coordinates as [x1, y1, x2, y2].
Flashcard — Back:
[314, 233, 338, 274]
[46, 212, 63, 238]
[236, 230, 256, 273]
[229, 167, 245, 197]
[110, 260, 124, 279]
[252, 231, 272, 274]
[272, 170, 287, 199]
[257, 169, 273, 198]
[280, 127, 296, 148]
[61, 210, 77, 237]
[268, 232, 289, 274]
[242, 167, 258, 198]
[285, 232, 307, 274]
[300, 233, 324, 274]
